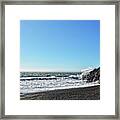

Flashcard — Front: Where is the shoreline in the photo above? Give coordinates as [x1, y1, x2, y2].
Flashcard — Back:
[20, 85, 100, 100]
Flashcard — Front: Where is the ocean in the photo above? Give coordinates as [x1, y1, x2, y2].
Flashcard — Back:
[20, 71, 100, 95]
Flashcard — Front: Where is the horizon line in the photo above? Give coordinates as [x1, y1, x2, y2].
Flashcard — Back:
[20, 66, 100, 72]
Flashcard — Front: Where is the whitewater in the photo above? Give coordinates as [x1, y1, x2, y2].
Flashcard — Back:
[20, 77, 99, 94]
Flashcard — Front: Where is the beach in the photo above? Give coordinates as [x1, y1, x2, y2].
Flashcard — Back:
[20, 85, 100, 100]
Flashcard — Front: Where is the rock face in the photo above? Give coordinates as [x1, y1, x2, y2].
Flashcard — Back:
[82, 67, 100, 83]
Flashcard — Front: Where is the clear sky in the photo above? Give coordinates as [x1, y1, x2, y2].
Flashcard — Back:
[20, 20, 100, 72]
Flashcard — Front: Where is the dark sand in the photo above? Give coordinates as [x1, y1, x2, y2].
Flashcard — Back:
[20, 85, 100, 100]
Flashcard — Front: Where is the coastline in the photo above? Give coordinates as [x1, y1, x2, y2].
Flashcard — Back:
[20, 85, 100, 100]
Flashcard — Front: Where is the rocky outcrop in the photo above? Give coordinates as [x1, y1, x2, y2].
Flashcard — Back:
[82, 67, 100, 83]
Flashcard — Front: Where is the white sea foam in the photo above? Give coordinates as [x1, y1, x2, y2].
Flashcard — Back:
[20, 77, 99, 94]
[20, 68, 100, 94]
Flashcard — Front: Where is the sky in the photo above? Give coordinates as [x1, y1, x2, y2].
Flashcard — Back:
[20, 20, 100, 72]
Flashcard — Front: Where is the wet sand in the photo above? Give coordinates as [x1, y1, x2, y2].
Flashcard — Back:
[20, 85, 100, 100]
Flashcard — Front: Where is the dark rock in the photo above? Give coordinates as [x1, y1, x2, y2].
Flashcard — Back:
[82, 67, 100, 83]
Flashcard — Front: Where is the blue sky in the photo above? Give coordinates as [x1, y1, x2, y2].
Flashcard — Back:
[20, 20, 100, 72]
